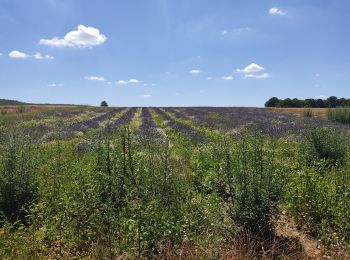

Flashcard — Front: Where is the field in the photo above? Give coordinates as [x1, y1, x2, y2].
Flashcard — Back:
[1, 105, 350, 259]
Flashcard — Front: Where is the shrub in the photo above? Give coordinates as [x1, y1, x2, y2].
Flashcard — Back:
[301, 127, 348, 165]
[232, 131, 284, 239]
[0, 133, 38, 224]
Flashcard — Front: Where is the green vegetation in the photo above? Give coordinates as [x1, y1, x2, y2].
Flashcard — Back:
[327, 107, 350, 124]
[1, 108, 350, 258]
[265, 96, 350, 108]
[303, 108, 313, 117]
[100, 101, 108, 107]
[0, 99, 26, 106]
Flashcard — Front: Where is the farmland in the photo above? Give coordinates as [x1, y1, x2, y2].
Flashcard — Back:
[1, 105, 350, 259]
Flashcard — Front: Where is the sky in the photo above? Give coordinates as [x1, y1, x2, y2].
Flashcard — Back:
[0, 0, 350, 107]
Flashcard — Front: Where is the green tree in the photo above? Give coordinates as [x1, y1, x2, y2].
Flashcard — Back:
[100, 101, 108, 107]
[264, 97, 280, 107]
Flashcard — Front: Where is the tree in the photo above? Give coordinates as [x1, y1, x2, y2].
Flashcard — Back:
[100, 101, 108, 107]
[326, 96, 338, 108]
[265, 97, 280, 107]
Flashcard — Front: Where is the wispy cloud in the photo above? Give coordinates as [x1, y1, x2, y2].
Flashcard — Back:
[85, 76, 105, 81]
[315, 95, 326, 99]
[269, 7, 287, 16]
[39, 25, 107, 48]
[116, 79, 140, 85]
[34, 52, 54, 60]
[189, 69, 202, 74]
[244, 73, 271, 79]
[143, 94, 152, 98]
[9, 50, 54, 60]
[222, 76, 233, 80]
[47, 83, 62, 87]
[206, 77, 212, 80]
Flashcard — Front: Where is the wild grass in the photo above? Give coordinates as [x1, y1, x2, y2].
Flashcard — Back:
[327, 107, 350, 124]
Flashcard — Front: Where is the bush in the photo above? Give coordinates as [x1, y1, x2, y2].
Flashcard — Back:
[0, 133, 38, 224]
[230, 131, 284, 239]
[301, 127, 348, 165]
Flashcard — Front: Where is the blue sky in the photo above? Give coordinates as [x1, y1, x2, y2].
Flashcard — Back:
[0, 0, 350, 107]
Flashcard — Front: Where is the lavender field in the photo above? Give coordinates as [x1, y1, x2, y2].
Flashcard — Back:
[1, 106, 350, 259]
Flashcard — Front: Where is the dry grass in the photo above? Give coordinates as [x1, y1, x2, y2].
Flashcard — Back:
[0, 105, 79, 115]
[267, 107, 328, 118]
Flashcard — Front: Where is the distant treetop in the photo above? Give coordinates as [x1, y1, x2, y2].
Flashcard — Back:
[265, 96, 350, 108]
[0, 99, 26, 105]
[100, 101, 108, 107]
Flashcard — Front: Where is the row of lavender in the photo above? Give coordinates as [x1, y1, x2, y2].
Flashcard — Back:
[136, 108, 166, 145]
[163, 107, 350, 138]
[153, 108, 205, 143]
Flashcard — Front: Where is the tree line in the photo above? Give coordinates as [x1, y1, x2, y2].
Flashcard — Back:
[265, 96, 350, 108]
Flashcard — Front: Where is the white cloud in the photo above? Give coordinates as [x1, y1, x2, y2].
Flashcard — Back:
[222, 76, 233, 80]
[244, 73, 271, 79]
[8, 50, 29, 59]
[85, 76, 105, 81]
[221, 30, 228, 35]
[39, 25, 107, 48]
[206, 77, 212, 80]
[0, 53, 3, 56]
[116, 79, 140, 85]
[116, 80, 128, 85]
[45, 54, 54, 59]
[143, 94, 152, 98]
[315, 95, 326, 99]
[269, 7, 287, 16]
[236, 63, 264, 74]
[128, 79, 139, 83]
[315, 73, 321, 77]
[34, 52, 54, 60]
[189, 69, 202, 74]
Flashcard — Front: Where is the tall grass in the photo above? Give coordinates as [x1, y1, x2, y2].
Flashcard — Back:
[327, 107, 350, 124]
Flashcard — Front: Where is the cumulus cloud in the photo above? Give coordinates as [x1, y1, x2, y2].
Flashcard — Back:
[39, 25, 107, 48]
[85, 76, 105, 81]
[189, 69, 202, 74]
[236, 63, 264, 74]
[222, 76, 233, 80]
[9, 50, 29, 59]
[244, 73, 271, 79]
[269, 7, 287, 16]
